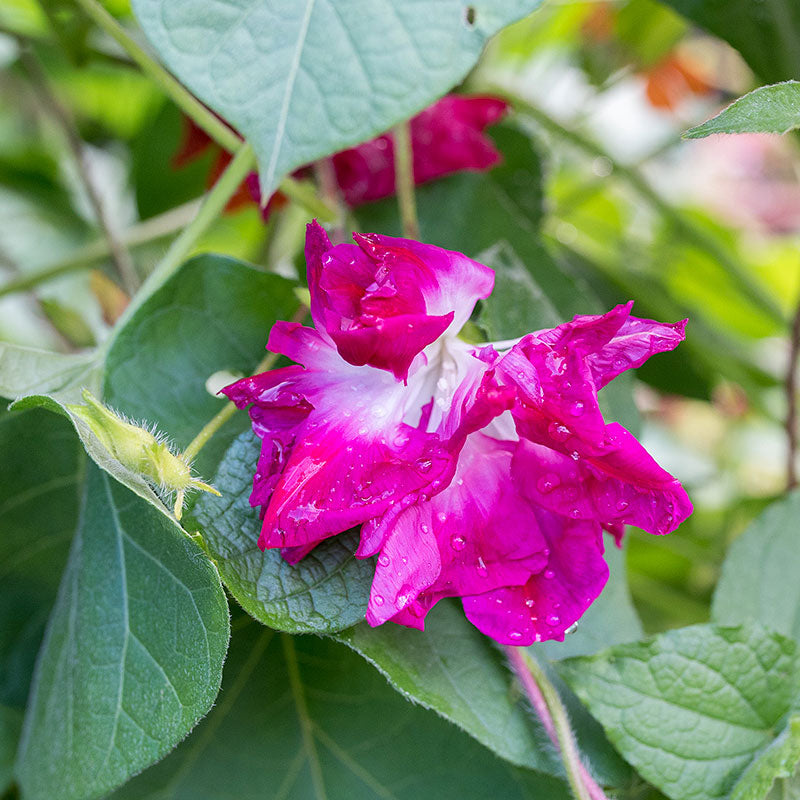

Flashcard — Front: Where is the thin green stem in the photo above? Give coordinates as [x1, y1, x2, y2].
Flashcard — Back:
[18, 37, 139, 294]
[181, 305, 307, 463]
[512, 97, 786, 325]
[505, 646, 606, 800]
[71, 0, 240, 151]
[0, 200, 201, 299]
[392, 121, 419, 239]
[70, 0, 335, 222]
[107, 142, 256, 345]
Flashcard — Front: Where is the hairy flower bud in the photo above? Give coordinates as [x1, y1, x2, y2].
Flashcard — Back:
[68, 389, 220, 518]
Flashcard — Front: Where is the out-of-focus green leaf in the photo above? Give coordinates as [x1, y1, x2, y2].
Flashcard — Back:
[615, 0, 687, 67]
[113, 621, 571, 799]
[104, 254, 298, 478]
[188, 430, 374, 634]
[338, 600, 630, 786]
[660, 0, 800, 84]
[131, 103, 212, 219]
[132, 0, 542, 196]
[39, 298, 97, 348]
[0, 706, 23, 795]
[686, 81, 800, 138]
[561, 623, 800, 800]
[16, 463, 230, 800]
[712, 492, 800, 643]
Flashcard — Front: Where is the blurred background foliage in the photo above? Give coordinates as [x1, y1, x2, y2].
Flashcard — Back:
[1, 0, 799, 641]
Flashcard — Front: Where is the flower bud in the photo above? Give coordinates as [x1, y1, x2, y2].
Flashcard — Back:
[68, 389, 220, 519]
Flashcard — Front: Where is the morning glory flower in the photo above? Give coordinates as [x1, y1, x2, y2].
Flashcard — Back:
[224, 222, 692, 645]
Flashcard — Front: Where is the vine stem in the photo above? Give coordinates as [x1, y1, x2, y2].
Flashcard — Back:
[392, 121, 419, 239]
[104, 142, 256, 350]
[181, 305, 308, 464]
[786, 294, 800, 489]
[71, 0, 334, 223]
[505, 646, 607, 800]
[17, 40, 139, 295]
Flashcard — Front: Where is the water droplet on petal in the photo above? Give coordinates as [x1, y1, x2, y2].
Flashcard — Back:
[537, 473, 561, 493]
[476, 556, 488, 576]
[565, 622, 579, 635]
[569, 401, 584, 416]
[378, 554, 390, 567]
[373, 595, 384, 606]
[547, 421, 571, 442]
[546, 613, 560, 626]
[616, 500, 629, 511]
[436, 511, 447, 523]
[508, 630, 523, 641]
[544, 569, 555, 579]
[525, 598, 535, 608]
[450, 534, 466, 551]
[570, 508, 581, 518]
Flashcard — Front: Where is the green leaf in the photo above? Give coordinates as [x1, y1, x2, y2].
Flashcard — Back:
[337, 600, 629, 785]
[685, 82, 800, 138]
[712, 492, 800, 644]
[104, 253, 299, 478]
[0, 407, 83, 709]
[730, 716, 800, 800]
[15, 463, 230, 800]
[188, 430, 374, 634]
[660, 0, 800, 84]
[113, 620, 571, 799]
[560, 623, 800, 800]
[0, 341, 98, 402]
[131, 0, 541, 196]
[0, 705, 23, 796]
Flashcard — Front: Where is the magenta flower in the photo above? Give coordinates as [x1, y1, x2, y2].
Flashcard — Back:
[330, 94, 508, 206]
[224, 222, 692, 645]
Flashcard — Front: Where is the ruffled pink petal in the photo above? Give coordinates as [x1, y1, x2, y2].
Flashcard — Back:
[368, 434, 549, 630]
[462, 514, 608, 645]
[530, 302, 687, 388]
[259, 419, 453, 551]
[366, 503, 441, 626]
[513, 424, 693, 535]
[498, 337, 607, 447]
[302, 222, 490, 380]
[587, 316, 687, 389]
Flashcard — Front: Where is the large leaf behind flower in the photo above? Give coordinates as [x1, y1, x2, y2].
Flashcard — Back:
[131, 0, 543, 196]
[189, 430, 374, 634]
[113, 619, 571, 799]
[16, 464, 229, 800]
[104, 254, 299, 479]
[561, 622, 800, 800]
[712, 492, 800, 644]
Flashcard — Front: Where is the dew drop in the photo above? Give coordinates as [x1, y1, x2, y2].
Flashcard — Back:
[537, 473, 560, 493]
[565, 622, 579, 635]
[544, 569, 555, 579]
[569, 401, 584, 416]
[508, 630, 523, 641]
[525, 598, 535, 608]
[436, 511, 447, 523]
[373, 595, 384, 606]
[417, 459, 433, 472]
[616, 500, 629, 511]
[378, 554, 390, 567]
[570, 508, 581, 519]
[476, 556, 488, 576]
[546, 613, 560, 626]
[358, 426, 368, 436]
[547, 421, 571, 442]
[450, 534, 466, 551]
